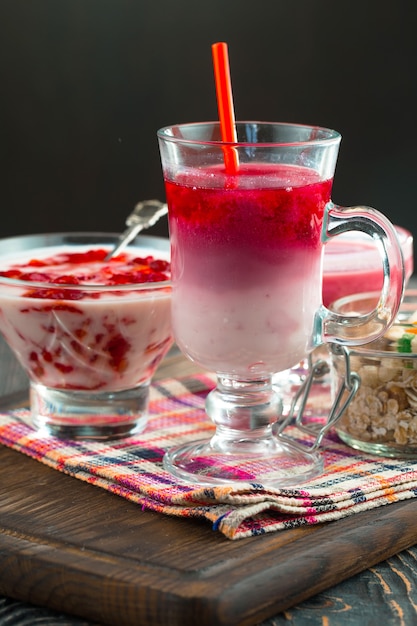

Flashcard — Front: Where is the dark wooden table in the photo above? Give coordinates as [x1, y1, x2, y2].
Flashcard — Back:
[2, 336, 417, 625]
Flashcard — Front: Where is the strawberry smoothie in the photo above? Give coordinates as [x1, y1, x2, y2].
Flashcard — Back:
[322, 226, 413, 307]
[158, 120, 406, 487]
[165, 163, 332, 376]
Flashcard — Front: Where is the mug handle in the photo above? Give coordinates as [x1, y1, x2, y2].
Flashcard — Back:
[312, 203, 405, 347]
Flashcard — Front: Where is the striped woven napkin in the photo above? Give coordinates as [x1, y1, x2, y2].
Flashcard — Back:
[1, 373, 417, 540]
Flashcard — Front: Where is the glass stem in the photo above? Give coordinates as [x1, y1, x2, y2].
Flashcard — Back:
[205, 376, 283, 444]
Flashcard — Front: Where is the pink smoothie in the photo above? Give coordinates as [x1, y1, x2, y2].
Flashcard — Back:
[0, 246, 172, 392]
[165, 163, 332, 376]
[322, 226, 414, 307]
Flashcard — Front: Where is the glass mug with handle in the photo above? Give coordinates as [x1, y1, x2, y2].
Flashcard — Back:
[158, 121, 404, 488]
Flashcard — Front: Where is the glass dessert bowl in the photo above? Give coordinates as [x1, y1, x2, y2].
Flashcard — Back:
[0, 232, 172, 439]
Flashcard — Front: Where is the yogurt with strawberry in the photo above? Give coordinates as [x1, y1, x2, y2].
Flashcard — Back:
[0, 242, 172, 393]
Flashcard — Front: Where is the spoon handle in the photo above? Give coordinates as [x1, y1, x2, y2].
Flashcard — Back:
[105, 200, 168, 261]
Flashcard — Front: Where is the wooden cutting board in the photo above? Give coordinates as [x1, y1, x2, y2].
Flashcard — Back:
[2, 441, 417, 626]
[2, 348, 417, 625]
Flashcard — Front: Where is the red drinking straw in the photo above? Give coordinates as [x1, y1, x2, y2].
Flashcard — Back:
[211, 42, 239, 174]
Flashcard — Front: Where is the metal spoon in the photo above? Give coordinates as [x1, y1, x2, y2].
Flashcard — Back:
[105, 199, 168, 261]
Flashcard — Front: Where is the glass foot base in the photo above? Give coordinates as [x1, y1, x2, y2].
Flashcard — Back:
[30, 382, 150, 440]
[163, 436, 323, 488]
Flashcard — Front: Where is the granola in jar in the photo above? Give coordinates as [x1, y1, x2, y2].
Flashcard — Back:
[332, 291, 417, 458]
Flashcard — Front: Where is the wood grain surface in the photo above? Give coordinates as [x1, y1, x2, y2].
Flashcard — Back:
[2, 339, 417, 625]
[3, 440, 417, 626]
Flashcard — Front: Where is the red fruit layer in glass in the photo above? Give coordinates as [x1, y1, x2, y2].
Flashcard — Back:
[165, 163, 332, 252]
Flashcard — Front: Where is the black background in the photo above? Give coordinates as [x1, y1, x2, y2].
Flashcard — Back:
[1, 0, 416, 263]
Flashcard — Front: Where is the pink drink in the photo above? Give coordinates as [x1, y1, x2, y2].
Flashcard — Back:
[0, 246, 172, 392]
[323, 226, 414, 307]
[165, 163, 332, 376]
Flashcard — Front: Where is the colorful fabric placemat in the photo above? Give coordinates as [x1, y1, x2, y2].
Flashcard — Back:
[1, 373, 417, 540]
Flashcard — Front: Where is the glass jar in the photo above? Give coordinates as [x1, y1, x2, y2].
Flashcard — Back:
[331, 289, 417, 458]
